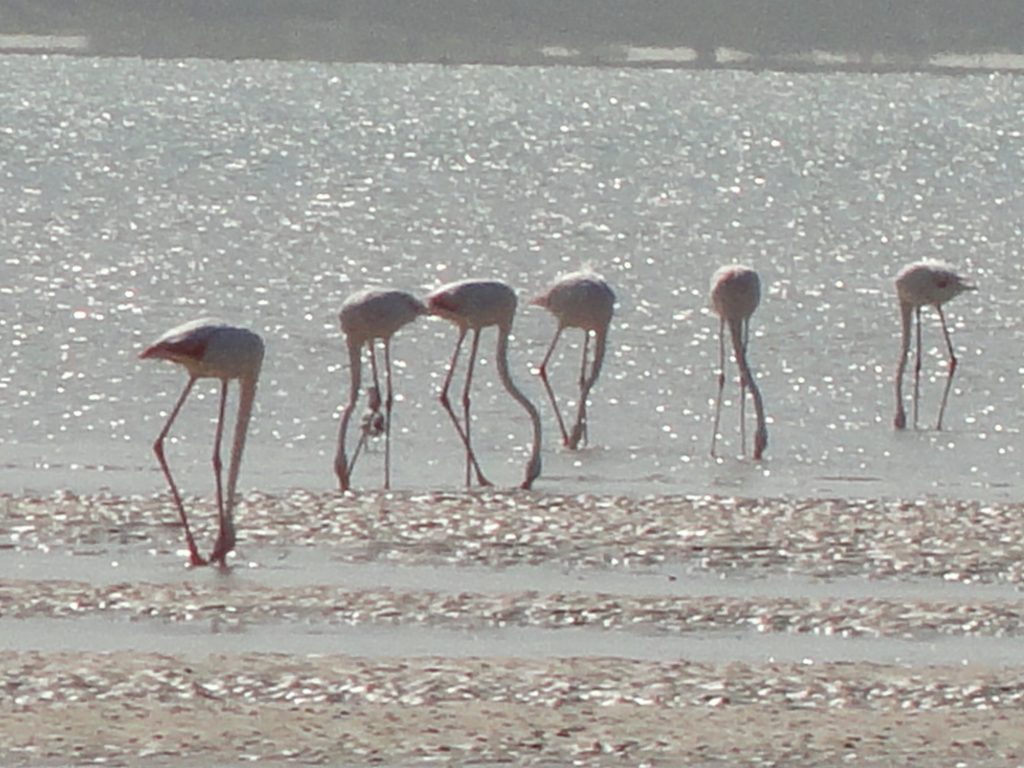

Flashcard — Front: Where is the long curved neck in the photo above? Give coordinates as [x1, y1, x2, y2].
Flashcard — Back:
[585, 326, 608, 391]
[335, 338, 363, 488]
[496, 323, 542, 489]
[728, 316, 766, 454]
[226, 372, 259, 516]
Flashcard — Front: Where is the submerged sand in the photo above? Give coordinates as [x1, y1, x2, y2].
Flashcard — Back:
[3, 490, 1024, 765]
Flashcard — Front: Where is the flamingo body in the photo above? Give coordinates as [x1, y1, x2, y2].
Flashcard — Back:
[531, 271, 615, 449]
[140, 318, 264, 567]
[335, 288, 426, 491]
[709, 265, 768, 460]
[893, 260, 975, 430]
[426, 279, 542, 490]
[895, 261, 973, 308]
[341, 289, 426, 343]
[428, 280, 516, 329]
[532, 272, 615, 331]
[141, 319, 264, 379]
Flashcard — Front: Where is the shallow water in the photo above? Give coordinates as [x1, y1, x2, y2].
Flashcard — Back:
[5, 546, 1024, 601]
[1, 55, 1023, 502]
[5, 613, 1024, 667]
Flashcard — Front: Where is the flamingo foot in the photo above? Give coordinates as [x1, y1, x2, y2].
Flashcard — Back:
[893, 409, 907, 431]
[186, 548, 208, 567]
[209, 534, 235, 567]
[335, 461, 351, 492]
[753, 428, 768, 461]
[567, 423, 586, 451]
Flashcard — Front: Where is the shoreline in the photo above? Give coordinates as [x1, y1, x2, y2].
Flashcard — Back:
[3, 0, 1024, 75]
[3, 38, 1024, 78]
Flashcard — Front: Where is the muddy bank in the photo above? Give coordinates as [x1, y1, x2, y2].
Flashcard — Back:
[4, 490, 1024, 764]
[6, 490, 1024, 581]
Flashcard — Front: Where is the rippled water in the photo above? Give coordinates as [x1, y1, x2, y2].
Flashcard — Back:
[2, 55, 1023, 501]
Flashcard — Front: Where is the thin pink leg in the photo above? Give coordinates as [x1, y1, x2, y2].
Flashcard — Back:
[738, 318, 748, 455]
[913, 306, 923, 429]
[710, 318, 726, 457]
[153, 376, 206, 566]
[439, 328, 491, 486]
[935, 304, 958, 430]
[537, 327, 570, 446]
[382, 340, 395, 489]
[572, 330, 591, 448]
[210, 379, 232, 567]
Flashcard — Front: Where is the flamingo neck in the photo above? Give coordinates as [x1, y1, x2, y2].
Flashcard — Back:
[225, 374, 259, 520]
[728, 317, 767, 454]
[893, 301, 914, 415]
[587, 327, 609, 389]
[495, 324, 542, 488]
[334, 339, 363, 487]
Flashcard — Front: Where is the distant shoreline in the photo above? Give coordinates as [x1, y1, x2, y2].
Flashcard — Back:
[3, 34, 1023, 77]
[2, 0, 1024, 75]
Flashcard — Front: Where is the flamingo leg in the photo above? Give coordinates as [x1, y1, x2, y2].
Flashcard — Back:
[573, 330, 591, 448]
[348, 424, 367, 479]
[461, 329, 490, 487]
[152, 375, 206, 566]
[383, 339, 394, 489]
[348, 341, 381, 480]
[537, 326, 570, 446]
[739, 319, 751, 455]
[439, 328, 491, 487]
[934, 304, 958, 430]
[912, 306, 922, 429]
[893, 302, 912, 430]
[210, 379, 231, 567]
[710, 318, 726, 457]
[569, 327, 608, 451]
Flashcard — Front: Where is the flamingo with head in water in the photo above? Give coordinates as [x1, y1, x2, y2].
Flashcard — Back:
[893, 260, 975, 431]
[335, 287, 426, 491]
[531, 270, 615, 450]
[426, 279, 542, 490]
[140, 319, 264, 566]
[709, 265, 768, 460]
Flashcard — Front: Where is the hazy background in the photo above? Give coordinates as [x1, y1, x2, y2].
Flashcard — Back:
[2, 0, 1024, 71]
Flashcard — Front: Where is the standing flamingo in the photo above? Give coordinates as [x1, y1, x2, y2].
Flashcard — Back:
[709, 265, 768, 460]
[140, 319, 264, 566]
[893, 260, 976, 430]
[426, 279, 542, 490]
[335, 288, 427, 491]
[531, 270, 615, 449]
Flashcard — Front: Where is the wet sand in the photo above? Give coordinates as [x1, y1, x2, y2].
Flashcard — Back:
[3, 490, 1024, 764]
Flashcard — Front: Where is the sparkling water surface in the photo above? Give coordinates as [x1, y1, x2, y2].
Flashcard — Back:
[2, 55, 1023, 501]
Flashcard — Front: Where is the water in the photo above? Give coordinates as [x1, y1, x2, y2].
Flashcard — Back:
[8, 614, 1024, 666]
[2, 55, 1023, 502]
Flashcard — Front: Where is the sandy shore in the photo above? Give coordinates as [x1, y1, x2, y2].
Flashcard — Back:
[3, 652, 1024, 765]
[4, 489, 1024, 765]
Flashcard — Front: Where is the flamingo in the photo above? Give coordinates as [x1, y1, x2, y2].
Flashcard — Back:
[531, 270, 615, 449]
[709, 265, 768, 460]
[335, 288, 427, 491]
[893, 260, 976, 430]
[140, 319, 264, 566]
[426, 279, 542, 490]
